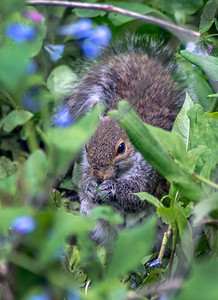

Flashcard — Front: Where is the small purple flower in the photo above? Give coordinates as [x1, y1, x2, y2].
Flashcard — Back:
[148, 258, 161, 267]
[81, 39, 100, 58]
[5, 23, 35, 43]
[208, 45, 213, 53]
[59, 19, 93, 38]
[12, 216, 35, 234]
[44, 44, 65, 62]
[185, 41, 208, 56]
[54, 106, 73, 127]
[24, 10, 44, 23]
[90, 25, 111, 46]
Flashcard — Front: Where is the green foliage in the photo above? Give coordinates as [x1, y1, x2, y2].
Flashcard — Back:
[0, 0, 217, 299]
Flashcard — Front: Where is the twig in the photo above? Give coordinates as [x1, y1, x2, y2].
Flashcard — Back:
[27, 0, 200, 38]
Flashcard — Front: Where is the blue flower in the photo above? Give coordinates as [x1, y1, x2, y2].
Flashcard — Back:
[185, 41, 208, 56]
[12, 216, 35, 234]
[148, 258, 161, 267]
[44, 44, 65, 62]
[5, 23, 35, 43]
[59, 18, 93, 38]
[27, 293, 50, 300]
[67, 291, 81, 300]
[81, 39, 101, 58]
[54, 106, 73, 127]
[90, 25, 111, 46]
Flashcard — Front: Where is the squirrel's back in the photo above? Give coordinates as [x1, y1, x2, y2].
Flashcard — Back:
[67, 36, 183, 129]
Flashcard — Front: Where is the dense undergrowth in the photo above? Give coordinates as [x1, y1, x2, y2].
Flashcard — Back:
[0, 1, 218, 299]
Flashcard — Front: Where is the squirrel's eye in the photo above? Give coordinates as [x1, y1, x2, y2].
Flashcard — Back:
[85, 144, 88, 152]
[117, 142, 126, 155]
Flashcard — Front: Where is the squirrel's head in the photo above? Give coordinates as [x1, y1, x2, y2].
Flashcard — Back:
[85, 116, 135, 182]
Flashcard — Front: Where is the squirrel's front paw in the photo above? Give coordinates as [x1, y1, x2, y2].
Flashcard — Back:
[85, 180, 98, 200]
[97, 180, 116, 203]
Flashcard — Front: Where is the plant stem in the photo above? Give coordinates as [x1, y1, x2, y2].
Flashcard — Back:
[193, 173, 218, 190]
[27, 0, 200, 38]
[168, 226, 177, 278]
[158, 225, 172, 263]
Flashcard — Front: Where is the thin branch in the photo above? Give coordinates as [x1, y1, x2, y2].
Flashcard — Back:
[27, 0, 200, 38]
[193, 173, 218, 190]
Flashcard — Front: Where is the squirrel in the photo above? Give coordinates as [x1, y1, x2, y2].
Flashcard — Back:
[66, 35, 184, 245]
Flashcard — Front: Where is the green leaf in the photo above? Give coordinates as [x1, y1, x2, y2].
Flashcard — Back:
[47, 65, 77, 102]
[0, 110, 33, 133]
[109, 101, 202, 201]
[39, 208, 94, 264]
[108, 1, 167, 26]
[21, 149, 48, 197]
[90, 206, 123, 225]
[177, 260, 218, 300]
[0, 44, 30, 91]
[199, 0, 218, 33]
[188, 104, 218, 173]
[0, 0, 26, 16]
[105, 216, 157, 279]
[0, 174, 17, 196]
[177, 56, 213, 111]
[172, 92, 194, 149]
[181, 50, 218, 81]
[156, 0, 203, 14]
[200, 150, 218, 192]
[135, 192, 164, 208]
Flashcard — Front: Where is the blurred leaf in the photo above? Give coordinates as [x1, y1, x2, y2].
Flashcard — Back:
[194, 192, 218, 220]
[181, 50, 218, 81]
[74, 8, 106, 17]
[177, 56, 213, 111]
[177, 260, 218, 300]
[0, 44, 30, 91]
[0, 109, 33, 133]
[0, 173, 17, 196]
[108, 1, 167, 26]
[172, 92, 194, 149]
[47, 104, 104, 174]
[47, 65, 77, 102]
[157, 0, 203, 14]
[109, 101, 202, 201]
[135, 192, 164, 208]
[21, 149, 48, 197]
[188, 104, 218, 173]
[199, 0, 218, 33]
[105, 216, 157, 279]
[0, 0, 26, 16]
[39, 208, 94, 265]
[200, 149, 218, 192]
[90, 206, 123, 225]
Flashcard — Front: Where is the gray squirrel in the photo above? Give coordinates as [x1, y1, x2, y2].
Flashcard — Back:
[66, 35, 184, 244]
